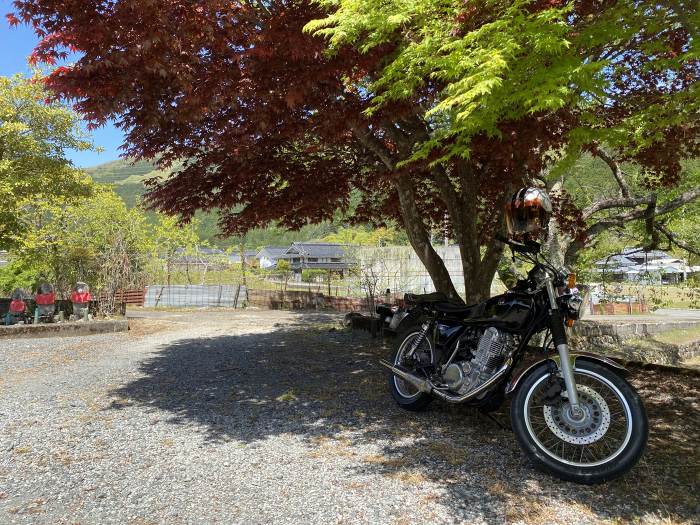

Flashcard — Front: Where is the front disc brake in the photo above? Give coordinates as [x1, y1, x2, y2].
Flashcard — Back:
[542, 385, 611, 445]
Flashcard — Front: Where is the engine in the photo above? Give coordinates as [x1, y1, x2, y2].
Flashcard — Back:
[443, 327, 515, 394]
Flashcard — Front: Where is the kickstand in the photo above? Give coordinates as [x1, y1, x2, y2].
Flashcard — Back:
[479, 410, 511, 432]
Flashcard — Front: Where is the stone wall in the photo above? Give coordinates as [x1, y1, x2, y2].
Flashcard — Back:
[573, 319, 700, 340]
[571, 319, 700, 366]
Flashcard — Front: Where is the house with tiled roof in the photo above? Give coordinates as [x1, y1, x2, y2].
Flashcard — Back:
[256, 246, 289, 269]
[595, 248, 700, 284]
[283, 243, 350, 275]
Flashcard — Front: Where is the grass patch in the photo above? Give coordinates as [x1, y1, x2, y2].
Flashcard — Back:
[307, 436, 354, 459]
[612, 284, 700, 310]
[424, 441, 468, 466]
[652, 326, 700, 345]
[388, 469, 428, 485]
[275, 389, 298, 402]
[682, 355, 700, 369]
[363, 454, 412, 469]
[504, 499, 600, 525]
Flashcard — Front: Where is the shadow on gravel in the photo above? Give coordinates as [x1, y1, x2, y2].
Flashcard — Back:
[110, 316, 699, 524]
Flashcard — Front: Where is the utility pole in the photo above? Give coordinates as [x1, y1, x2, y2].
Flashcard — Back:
[239, 239, 247, 287]
[443, 212, 449, 247]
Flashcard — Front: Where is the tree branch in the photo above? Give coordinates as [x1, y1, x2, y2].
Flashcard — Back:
[567, 186, 700, 264]
[583, 186, 700, 228]
[643, 194, 659, 249]
[430, 166, 462, 224]
[655, 223, 700, 257]
[654, 186, 700, 216]
[593, 148, 631, 198]
[582, 196, 653, 219]
[350, 125, 394, 170]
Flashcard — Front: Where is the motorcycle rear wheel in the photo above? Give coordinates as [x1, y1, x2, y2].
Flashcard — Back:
[388, 326, 434, 411]
[511, 360, 647, 484]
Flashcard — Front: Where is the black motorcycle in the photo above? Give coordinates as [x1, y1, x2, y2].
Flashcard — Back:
[380, 236, 648, 484]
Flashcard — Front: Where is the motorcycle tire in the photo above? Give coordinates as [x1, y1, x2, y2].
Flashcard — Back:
[388, 323, 434, 412]
[511, 360, 648, 484]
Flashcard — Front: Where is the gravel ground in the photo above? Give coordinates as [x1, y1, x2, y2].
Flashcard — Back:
[1, 309, 698, 525]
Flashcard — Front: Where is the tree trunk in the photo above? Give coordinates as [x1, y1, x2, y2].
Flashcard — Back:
[353, 122, 504, 303]
[546, 221, 571, 269]
[544, 181, 571, 269]
[456, 240, 494, 304]
[430, 162, 508, 304]
[475, 238, 505, 303]
[394, 175, 461, 301]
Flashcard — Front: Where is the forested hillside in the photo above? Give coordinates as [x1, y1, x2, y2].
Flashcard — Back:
[85, 159, 163, 207]
[84, 159, 370, 248]
[85, 156, 698, 258]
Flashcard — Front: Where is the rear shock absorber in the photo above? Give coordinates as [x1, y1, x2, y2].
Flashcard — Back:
[406, 322, 431, 358]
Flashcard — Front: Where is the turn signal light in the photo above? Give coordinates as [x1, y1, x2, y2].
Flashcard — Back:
[567, 272, 577, 289]
[566, 318, 575, 328]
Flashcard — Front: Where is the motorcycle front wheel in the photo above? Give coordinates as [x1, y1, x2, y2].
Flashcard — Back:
[511, 360, 648, 484]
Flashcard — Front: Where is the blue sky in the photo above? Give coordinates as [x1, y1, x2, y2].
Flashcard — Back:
[0, 0, 123, 167]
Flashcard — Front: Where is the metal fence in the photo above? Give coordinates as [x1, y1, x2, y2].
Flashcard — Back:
[143, 284, 246, 308]
[139, 247, 494, 308]
[352, 245, 504, 297]
[357, 245, 454, 293]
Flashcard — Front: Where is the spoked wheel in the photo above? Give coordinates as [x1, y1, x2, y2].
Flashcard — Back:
[388, 326, 434, 411]
[512, 361, 647, 484]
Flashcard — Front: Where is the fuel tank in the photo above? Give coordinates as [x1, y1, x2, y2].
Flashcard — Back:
[465, 292, 535, 333]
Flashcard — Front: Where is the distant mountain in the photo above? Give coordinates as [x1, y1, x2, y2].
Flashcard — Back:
[84, 158, 157, 184]
[84, 158, 342, 248]
[84, 158, 165, 207]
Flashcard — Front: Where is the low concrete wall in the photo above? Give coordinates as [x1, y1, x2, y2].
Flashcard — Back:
[0, 319, 128, 339]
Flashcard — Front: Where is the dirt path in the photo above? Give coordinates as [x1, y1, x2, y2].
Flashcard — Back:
[1, 310, 698, 524]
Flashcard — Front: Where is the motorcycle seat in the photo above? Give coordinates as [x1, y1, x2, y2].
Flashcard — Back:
[404, 292, 448, 304]
[434, 301, 483, 318]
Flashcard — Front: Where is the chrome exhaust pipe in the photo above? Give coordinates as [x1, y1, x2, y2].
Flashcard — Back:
[432, 360, 511, 403]
[380, 358, 512, 403]
[379, 359, 433, 393]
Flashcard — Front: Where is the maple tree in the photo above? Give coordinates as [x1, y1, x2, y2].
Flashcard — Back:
[10, 0, 698, 302]
[307, 0, 700, 264]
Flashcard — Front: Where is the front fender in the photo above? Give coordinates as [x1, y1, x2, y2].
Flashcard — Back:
[505, 351, 627, 396]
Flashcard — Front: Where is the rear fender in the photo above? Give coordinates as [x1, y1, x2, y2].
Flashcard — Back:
[393, 309, 423, 333]
[505, 351, 627, 396]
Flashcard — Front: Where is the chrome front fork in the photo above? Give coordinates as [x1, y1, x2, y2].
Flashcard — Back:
[544, 276, 582, 416]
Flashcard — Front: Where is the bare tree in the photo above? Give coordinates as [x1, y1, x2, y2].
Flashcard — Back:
[544, 149, 700, 266]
